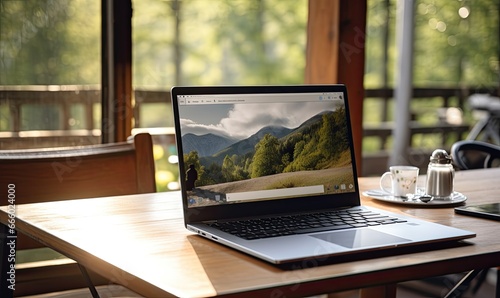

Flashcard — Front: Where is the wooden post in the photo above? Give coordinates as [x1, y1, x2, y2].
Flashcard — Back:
[305, 0, 367, 175]
[102, 0, 133, 143]
[113, 1, 133, 142]
[305, 0, 340, 84]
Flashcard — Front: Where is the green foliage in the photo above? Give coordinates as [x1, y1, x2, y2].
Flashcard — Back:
[365, 0, 499, 88]
[3, 0, 497, 89]
[221, 155, 249, 182]
[415, 0, 499, 86]
[251, 134, 281, 178]
[133, 0, 308, 87]
[203, 162, 224, 186]
[222, 155, 235, 182]
[284, 108, 349, 172]
[1, 0, 307, 87]
[0, 0, 100, 85]
[251, 109, 349, 177]
[293, 139, 306, 159]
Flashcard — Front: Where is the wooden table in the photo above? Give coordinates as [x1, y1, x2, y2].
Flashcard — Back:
[2, 168, 500, 297]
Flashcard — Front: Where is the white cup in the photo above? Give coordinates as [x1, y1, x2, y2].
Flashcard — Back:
[380, 166, 419, 197]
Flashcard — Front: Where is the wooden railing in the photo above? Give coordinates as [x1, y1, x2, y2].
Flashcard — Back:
[1, 85, 497, 175]
[0, 86, 173, 149]
[0, 85, 101, 148]
[361, 87, 499, 175]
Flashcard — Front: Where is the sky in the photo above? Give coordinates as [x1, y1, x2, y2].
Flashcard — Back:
[179, 101, 340, 140]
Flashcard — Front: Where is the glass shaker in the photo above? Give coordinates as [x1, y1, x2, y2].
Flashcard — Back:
[425, 149, 454, 199]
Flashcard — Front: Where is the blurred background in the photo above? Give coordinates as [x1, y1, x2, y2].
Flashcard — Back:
[1, 0, 499, 190]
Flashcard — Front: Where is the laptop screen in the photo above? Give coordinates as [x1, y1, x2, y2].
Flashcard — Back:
[172, 85, 357, 210]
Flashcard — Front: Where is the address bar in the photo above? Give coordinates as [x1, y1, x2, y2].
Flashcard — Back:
[178, 92, 343, 105]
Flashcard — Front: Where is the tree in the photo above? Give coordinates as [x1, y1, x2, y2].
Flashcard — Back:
[0, 0, 100, 85]
[178, 0, 308, 86]
[222, 155, 235, 182]
[202, 162, 223, 186]
[251, 134, 280, 178]
[317, 113, 336, 161]
[293, 140, 306, 160]
[413, 0, 499, 86]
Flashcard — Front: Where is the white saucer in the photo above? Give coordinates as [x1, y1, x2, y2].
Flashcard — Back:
[362, 188, 467, 207]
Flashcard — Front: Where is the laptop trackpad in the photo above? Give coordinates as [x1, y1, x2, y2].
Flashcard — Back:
[312, 229, 410, 249]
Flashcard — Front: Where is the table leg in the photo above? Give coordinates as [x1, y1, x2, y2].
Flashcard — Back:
[78, 263, 101, 298]
[443, 269, 482, 298]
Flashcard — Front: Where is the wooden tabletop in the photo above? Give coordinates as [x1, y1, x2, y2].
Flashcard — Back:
[2, 168, 500, 297]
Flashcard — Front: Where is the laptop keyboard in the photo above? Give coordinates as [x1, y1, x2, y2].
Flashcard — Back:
[207, 208, 407, 240]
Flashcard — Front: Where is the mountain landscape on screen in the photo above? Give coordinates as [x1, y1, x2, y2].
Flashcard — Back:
[182, 108, 352, 192]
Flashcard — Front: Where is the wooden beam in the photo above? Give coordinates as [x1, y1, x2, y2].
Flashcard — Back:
[305, 0, 340, 84]
[113, 1, 133, 142]
[337, 0, 367, 175]
[102, 0, 133, 143]
[305, 0, 367, 175]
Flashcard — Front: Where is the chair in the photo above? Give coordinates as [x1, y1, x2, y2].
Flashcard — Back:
[0, 133, 155, 297]
[465, 94, 500, 145]
[451, 140, 500, 170]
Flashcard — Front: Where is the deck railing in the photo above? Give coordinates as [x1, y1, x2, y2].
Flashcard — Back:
[1, 85, 497, 175]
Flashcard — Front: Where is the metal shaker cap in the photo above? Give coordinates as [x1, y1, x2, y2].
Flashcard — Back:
[430, 149, 452, 164]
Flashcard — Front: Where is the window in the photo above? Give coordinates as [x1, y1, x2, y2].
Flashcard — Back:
[0, 0, 101, 149]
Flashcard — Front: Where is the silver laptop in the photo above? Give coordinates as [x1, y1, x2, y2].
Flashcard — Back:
[171, 85, 475, 264]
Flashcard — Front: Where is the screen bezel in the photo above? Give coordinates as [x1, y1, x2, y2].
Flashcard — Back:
[171, 85, 360, 223]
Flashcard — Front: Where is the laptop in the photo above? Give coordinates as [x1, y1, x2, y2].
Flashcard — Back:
[171, 84, 475, 264]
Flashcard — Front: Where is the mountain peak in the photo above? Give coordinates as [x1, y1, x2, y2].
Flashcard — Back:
[182, 133, 235, 157]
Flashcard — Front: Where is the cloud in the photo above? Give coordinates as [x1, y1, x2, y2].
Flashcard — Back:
[179, 118, 227, 137]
